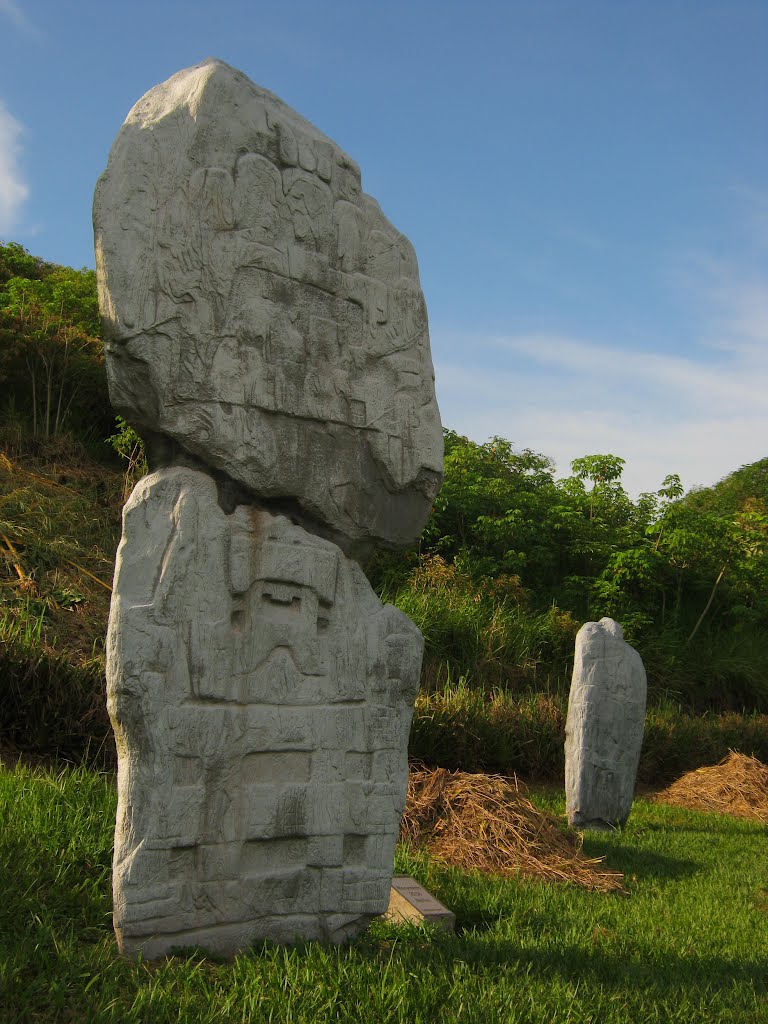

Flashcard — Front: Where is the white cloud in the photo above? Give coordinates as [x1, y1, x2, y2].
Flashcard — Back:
[0, 100, 29, 234]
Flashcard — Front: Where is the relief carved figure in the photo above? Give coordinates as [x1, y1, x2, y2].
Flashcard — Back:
[94, 58, 443, 553]
[109, 468, 421, 956]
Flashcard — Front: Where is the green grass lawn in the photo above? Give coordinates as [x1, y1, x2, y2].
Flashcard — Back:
[0, 762, 766, 1023]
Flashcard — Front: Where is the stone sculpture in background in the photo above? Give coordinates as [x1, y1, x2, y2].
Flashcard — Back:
[564, 617, 647, 830]
[95, 59, 443, 958]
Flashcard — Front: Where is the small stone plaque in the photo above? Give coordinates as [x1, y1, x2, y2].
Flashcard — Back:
[383, 876, 455, 931]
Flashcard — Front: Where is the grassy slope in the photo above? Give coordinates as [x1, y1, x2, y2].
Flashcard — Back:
[0, 762, 766, 1024]
[0, 438, 120, 764]
[0, 436, 120, 661]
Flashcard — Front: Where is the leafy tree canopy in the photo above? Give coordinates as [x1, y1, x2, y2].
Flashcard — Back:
[0, 241, 107, 440]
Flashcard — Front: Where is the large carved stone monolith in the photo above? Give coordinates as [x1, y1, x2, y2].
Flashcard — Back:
[565, 618, 647, 830]
[95, 59, 442, 957]
[94, 58, 442, 555]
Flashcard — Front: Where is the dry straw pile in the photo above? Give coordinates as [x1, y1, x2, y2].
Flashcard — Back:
[654, 750, 768, 823]
[402, 766, 624, 893]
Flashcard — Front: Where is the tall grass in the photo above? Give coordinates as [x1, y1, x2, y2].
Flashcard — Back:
[387, 558, 768, 713]
[0, 440, 118, 766]
[639, 627, 768, 711]
[385, 557, 579, 693]
[0, 436, 119, 661]
[0, 599, 45, 646]
[409, 680, 768, 785]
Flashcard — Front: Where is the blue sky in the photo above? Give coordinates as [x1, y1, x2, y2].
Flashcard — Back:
[1, 0, 766, 497]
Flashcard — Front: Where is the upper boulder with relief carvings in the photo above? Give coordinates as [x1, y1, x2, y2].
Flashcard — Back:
[93, 59, 442, 552]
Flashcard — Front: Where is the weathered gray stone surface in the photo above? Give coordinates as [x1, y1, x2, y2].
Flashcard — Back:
[98, 60, 438, 959]
[564, 618, 647, 829]
[107, 467, 422, 957]
[94, 58, 442, 553]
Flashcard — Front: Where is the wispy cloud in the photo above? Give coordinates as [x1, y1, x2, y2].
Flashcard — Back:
[494, 329, 768, 412]
[434, 195, 768, 500]
[0, 100, 29, 234]
[727, 183, 768, 247]
[0, 0, 40, 38]
[434, 306, 768, 499]
[435, 353, 768, 499]
[704, 274, 768, 353]
[554, 224, 609, 251]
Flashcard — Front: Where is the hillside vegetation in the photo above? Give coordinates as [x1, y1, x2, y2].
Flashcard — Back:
[369, 435, 768, 711]
[1, 240, 767, 773]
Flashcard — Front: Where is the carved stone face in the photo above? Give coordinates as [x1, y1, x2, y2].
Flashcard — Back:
[94, 59, 443, 552]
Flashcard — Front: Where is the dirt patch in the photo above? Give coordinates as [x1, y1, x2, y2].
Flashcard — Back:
[653, 750, 768, 823]
[402, 766, 625, 893]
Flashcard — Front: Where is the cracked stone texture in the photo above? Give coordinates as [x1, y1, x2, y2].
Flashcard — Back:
[93, 58, 443, 552]
[107, 467, 423, 957]
[564, 618, 647, 829]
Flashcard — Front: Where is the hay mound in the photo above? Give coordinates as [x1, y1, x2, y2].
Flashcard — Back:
[402, 767, 624, 893]
[654, 751, 768, 822]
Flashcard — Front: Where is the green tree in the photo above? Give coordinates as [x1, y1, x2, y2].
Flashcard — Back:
[0, 244, 107, 440]
[569, 453, 627, 522]
[0, 240, 43, 286]
[423, 431, 565, 588]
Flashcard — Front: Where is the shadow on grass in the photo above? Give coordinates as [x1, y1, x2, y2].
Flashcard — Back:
[0, 836, 113, 941]
[362, 928, 768, 996]
[579, 842, 700, 881]
[639, 820, 766, 836]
